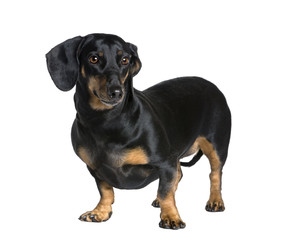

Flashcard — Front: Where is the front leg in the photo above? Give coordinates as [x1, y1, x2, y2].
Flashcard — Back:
[156, 163, 186, 230]
[79, 178, 114, 222]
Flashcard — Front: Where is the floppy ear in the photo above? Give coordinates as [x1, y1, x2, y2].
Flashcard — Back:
[127, 43, 142, 77]
[46, 36, 83, 91]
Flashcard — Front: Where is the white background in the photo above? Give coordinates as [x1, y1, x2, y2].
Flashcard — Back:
[1, 0, 284, 239]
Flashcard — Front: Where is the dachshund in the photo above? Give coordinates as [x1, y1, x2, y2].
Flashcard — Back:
[46, 33, 231, 229]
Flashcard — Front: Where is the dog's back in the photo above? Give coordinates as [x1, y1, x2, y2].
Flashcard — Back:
[141, 77, 231, 154]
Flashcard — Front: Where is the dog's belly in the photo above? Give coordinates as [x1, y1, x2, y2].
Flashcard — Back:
[96, 163, 159, 189]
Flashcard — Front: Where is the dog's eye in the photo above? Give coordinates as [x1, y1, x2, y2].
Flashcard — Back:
[89, 56, 99, 64]
[121, 57, 129, 65]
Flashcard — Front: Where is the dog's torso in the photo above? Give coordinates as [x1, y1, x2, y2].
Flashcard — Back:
[71, 77, 230, 189]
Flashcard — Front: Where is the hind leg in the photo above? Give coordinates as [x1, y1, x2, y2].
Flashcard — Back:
[198, 137, 226, 212]
[206, 163, 224, 212]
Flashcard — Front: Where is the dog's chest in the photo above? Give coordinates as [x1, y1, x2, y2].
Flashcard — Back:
[77, 145, 148, 169]
[77, 145, 157, 189]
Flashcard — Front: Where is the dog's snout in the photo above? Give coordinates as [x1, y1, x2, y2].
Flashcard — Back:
[108, 86, 123, 101]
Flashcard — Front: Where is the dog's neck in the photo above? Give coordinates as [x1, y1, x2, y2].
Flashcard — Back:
[74, 76, 141, 128]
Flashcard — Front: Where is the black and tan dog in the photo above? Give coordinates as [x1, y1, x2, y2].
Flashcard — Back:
[46, 33, 231, 230]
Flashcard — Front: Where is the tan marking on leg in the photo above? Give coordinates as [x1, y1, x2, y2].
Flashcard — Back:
[173, 163, 182, 192]
[157, 164, 185, 229]
[197, 137, 225, 212]
[79, 182, 114, 222]
[182, 139, 200, 158]
[158, 192, 182, 226]
[78, 147, 96, 170]
[188, 140, 200, 155]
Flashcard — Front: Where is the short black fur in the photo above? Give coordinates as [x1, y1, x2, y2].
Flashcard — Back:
[46, 33, 231, 230]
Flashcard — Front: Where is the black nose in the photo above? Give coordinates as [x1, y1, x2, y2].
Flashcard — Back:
[108, 86, 123, 101]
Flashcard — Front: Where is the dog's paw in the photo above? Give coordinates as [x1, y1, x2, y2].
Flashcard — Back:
[205, 197, 225, 212]
[151, 199, 160, 208]
[79, 206, 112, 222]
[159, 217, 186, 230]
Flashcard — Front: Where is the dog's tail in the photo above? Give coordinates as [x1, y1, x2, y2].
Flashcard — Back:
[180, 150, 203, 167]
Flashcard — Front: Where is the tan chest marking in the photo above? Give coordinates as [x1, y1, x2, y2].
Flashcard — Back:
[117, 147, 148, 167]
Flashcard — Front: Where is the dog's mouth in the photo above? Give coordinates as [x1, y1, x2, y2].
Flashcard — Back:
[100, 98, 120, 107]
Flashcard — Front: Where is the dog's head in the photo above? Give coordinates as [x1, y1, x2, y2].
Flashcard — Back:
[46, 34, 141, 110]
